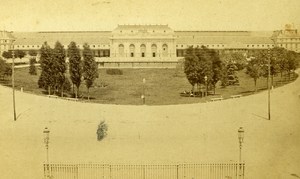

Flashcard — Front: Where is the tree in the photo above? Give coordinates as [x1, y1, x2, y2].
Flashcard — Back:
[0, 58, 12, 79]
[226, 61, 239, 85]
[184, 46, 215, 96]
[82, 44, 98, 100]
[52, 41, 67, 97]
[68, 41, 82, 98]
[286, 50, 299, 80]
[28, 50, 38, 56]
[29, 58, 37, 75]
[246, 52, 264, 92]
[274, 47, 288, 80]
[14, 50, 26, 59]
[184, 47, 200, 91]
[2, 51, 12, 59]
[220, 52, 247, 71]
[38, 42, 55, 95]
[210, 49, 223, 94]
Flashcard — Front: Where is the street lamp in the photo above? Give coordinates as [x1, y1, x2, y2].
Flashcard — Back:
[141, 78, 146, 104]
[204, 75, 208, 97]
[43, 127, 50, 178]
[238, 127, 245, 179]
[267, 48, 271, 120]
[12, 50, 17, 121]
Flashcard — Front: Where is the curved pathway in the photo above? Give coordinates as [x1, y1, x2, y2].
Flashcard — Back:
[0, 70, 299, 179]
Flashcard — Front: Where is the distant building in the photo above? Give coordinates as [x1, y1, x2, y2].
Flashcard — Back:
[0, 31, 15, 57]
[273, 24, 300, 52]
[1, 24, 299, 60]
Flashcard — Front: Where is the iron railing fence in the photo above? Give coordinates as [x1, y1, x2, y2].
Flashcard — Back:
[44, 162, 245, 179]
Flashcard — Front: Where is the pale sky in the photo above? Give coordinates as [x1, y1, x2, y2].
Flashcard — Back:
[0, 0, 300, 32]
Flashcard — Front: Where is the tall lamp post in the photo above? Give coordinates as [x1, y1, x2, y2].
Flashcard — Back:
[204, 75, 208, 97]
[12, 50, 17, 121]
[267, 48, 271, 120]
[238, 127, 245, 179]
[43, 127, 50, 178]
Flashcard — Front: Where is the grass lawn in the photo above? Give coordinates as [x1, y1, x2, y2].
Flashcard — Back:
[0, 67, 297, 105]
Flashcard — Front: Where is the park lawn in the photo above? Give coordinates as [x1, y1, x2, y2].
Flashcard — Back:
[0, 67, 297, 105]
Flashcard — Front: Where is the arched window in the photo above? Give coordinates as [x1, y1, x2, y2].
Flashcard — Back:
[118, 44, 124, 57]
[140, 44, 146, 57]
[162, 44, 168, 57]
[151, 44, 157, 57]
[129, 44, 135, 57]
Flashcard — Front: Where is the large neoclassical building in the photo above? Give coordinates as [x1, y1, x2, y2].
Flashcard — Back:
[1, 24, 300, 67]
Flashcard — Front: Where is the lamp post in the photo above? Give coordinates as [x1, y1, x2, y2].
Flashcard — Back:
[43, 127, 50, 178]
[238, 127, 245, 179]
[12, 50, 17, 121]
[204, 75, 208, 97]
[267, 48, 271, 120]
[141, 78, 146, 104]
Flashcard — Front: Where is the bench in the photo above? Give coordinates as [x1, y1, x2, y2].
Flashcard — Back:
[230, 95, 242, 99]
[210, 97, 223, 102]
[47, 95, 58, 98]
[65, 97, 79, 101]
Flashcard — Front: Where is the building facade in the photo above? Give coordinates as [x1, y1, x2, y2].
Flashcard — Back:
[273, 24, 300, 52]
[0, 31, 15, 57]
[1, 24, 299, 61]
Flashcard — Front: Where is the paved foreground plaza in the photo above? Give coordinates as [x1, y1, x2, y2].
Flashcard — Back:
[0, 70, 300, 179]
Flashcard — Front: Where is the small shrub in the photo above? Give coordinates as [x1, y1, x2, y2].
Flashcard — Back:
[97, 121, 108, 141]
[106, 69, 123, 75]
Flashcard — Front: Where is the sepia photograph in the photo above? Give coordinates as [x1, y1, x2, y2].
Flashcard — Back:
[0, 0, 300, 178]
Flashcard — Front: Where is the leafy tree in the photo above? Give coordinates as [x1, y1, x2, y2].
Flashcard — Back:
[184, 46, 217, 95]
[231, 52, 247, 70]
[2, 51, 12, 59]
[14, 50, 26, 59]
[210, 49, 223, 94]
[246, 52, 265, 92]
[286, 50, 299, 80]
[38, 42, 55, 95]
[184, 47, 200, 91]
[260, 48, 279, 87]
[226, 61, 239, 85]
[68, 41, 82, 98]
[0, 58, 12, 79]
[220, 63, 229, 87]
[220, 52, 247, 71]
[274, 47, 288, 80]
[52, 41, 67, 97]
[28, 50, 37, 56]
[63, 77, 72, 93]
[82, 43, 98, 100]
[29, 58, 37, 75]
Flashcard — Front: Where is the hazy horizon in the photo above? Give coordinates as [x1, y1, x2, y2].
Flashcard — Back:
[1, 0, 300, 32]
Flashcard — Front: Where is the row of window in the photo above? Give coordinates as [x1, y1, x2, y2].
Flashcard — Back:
[14, 44, 110, 49]
[278, 38, 300, 42]
[176, 44, 275, 48]
[246, 44, 274, 48]
[119, 30, 167, 33]
[176, 44, 226, 48]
